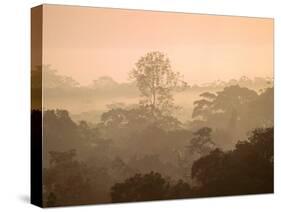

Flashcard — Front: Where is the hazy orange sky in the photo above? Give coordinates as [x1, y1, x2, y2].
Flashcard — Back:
[42, 4, 273, 85]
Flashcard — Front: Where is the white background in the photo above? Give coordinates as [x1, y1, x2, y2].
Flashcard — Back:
[0, 0, 280, 211]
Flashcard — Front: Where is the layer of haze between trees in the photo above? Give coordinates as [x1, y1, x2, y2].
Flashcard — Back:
[31, 51, 273, 207]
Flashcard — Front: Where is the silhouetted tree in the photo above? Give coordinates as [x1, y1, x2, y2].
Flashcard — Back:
[130, 51, 185, 116]
[192, 85, 258, 124]
[100, 106, 182, 137]
[176, 127, 215, 181]
[111, 172, 169, 202]
[191, 127, 273, 196]
[247, 87, 273, 128]
[168, 179, 192, 199]
[191, 85, 273, 146]
[111, 172, 192, 202]
[44, 109, 111, 163]
[44, 149, 95, 206]
[188, 127, 215, 156]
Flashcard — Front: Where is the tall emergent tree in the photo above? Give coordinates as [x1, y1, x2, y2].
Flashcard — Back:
[130, 51, 185, 116]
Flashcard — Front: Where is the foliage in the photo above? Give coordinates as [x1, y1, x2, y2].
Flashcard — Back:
[37, 52, 274, 206]
[191, 85, 273, 147]
[111, 172, 169, 202]
[43, 150, 94, 207]
[192, 85, 258, 122]
[191, 127, 273, 196]
[99, 105, 182, 135]
[130, 51, 185, 115]
[43, 109, 111, 162]
[192, 86, 273, 128]
[188, 127, 215, 156]
[111, 172, 192, 202]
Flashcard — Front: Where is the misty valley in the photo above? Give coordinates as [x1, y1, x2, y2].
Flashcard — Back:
[32, 52, 273, 207]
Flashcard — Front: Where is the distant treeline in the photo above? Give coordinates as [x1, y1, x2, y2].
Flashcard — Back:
[32, 85, 273, 206]
[31, 65, 273, 122]
[32, 52, 273, 206]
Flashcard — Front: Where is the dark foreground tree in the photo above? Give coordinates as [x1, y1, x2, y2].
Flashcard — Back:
[168, 179, 192, 199]
[111, 172, 169, 202]
[111, 172, 192, 202]
[191, 127, 273, 197]
[43, 150, 95, 207]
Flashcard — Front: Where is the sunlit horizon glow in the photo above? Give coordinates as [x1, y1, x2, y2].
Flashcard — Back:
[42, 5, 273, 85]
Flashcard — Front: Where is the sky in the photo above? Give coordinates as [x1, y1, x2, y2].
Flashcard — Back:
[42, 4, 274, 85]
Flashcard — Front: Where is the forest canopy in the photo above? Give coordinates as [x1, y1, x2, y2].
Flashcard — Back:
[32, 51, 274, 207]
